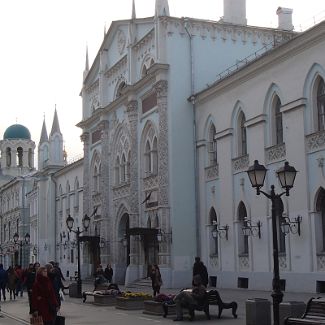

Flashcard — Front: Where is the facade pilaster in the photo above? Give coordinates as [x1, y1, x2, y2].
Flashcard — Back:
[81, 132, 90, 216]
[126, 100, 139, 266]
[98, 120, 111, 264]
[154, 80, 171, 267]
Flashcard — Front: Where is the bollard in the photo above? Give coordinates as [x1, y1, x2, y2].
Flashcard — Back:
[246, 298, 271, 325]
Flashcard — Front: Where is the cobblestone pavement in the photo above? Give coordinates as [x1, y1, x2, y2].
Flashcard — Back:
[0, 281, 322, 325]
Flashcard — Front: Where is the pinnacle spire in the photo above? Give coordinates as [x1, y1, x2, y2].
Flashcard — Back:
[132, 0, 136, 20]
[85, 45, 89, 71]
[155, 0, 170, 17]
[50, 106, 62, 136]
[39, 118, 48, 144]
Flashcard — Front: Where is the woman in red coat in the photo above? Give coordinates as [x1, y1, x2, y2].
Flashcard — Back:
[31, 266, 59, 325]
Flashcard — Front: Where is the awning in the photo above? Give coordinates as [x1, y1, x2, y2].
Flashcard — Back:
[127, 227, 158, 236]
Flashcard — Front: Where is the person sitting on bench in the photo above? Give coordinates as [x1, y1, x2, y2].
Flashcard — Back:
[173, 274, 208, 321]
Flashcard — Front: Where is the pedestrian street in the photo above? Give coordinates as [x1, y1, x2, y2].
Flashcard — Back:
[0, 281, 322, 325]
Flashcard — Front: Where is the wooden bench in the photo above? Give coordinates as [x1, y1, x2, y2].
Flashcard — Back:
[162, 289, 238, 319]
[285, 297, 325, 324]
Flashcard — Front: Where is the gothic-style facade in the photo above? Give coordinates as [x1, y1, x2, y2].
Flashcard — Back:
[78, 0, 295, 287]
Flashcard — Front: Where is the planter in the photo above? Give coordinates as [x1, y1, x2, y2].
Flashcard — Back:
[143, 300, 176, 316]
[93, 294, 117, 306]
[116, 297, 150, 310]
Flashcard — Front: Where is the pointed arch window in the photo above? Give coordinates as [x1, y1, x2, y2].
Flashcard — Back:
[238, 112, 247, 156]
[126, 151, 131, 182]
[66, 182, 71, 211]
[17, 147, 23, 167]
[238, 202, 248, 255]
[316, 188, 325, 253]
[152, 137, 158, 174]
[6, 147, 11, 167]
[93, 166, 98, 193]
[274, 96, 283, 144]
[74, 178, 79, 208]
[145, 140, 151, 176]
[317, 78, 325, 131]
[208, 123, 217, 166]
[115, 156, 120, 185]
[209, 208, 218, 255]
[121, 154, 126, 183]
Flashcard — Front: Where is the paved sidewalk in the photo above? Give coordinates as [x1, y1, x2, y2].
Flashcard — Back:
[0, 282, 322, 325]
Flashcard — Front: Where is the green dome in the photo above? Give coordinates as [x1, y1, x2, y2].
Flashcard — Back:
[3, 124, 31, 140]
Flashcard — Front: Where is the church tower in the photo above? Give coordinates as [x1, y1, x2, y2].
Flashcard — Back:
[38, 109, 65, 170]
[0, 124, 36, 179]
[49, 108, 64, 167]
[38, 118, 49, 170]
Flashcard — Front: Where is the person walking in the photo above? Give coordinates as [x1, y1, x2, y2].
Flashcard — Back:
[192, 257, 209, 287]
[25, 263, 37, 314]
[32, 266, 59, 325]
[0, 263, 8, 301]
[7, 266, 18, 300]
[14, 264, 24, 297]
[104, 264, 113, 283]
[150, 264, 162, 297]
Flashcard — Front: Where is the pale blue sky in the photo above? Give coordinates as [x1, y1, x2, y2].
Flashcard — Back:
[0, 0, 324, 160]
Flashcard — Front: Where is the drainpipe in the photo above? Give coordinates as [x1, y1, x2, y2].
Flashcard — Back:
[184, 19, 201, 257]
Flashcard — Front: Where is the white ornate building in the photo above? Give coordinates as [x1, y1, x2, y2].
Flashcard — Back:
[194, 20, 325, 293]
[78, 0, 295, 287]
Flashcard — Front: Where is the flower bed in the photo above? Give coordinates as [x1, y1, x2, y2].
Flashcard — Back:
[143, 293, 176, 316]
[93, 289, 121, 306]
[115, 292, 152, 310]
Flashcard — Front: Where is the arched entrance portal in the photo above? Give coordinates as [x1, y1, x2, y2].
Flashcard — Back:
[115, 213, 130, 284]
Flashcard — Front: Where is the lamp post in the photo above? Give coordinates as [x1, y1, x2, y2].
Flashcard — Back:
[247, 160, 297, 325]
[66, 214, 90, 298]
[13, 232, 30, 266]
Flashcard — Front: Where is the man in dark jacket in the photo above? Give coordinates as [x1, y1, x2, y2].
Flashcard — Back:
[0, 263, 8, 301]
[193, 257, 209, 287]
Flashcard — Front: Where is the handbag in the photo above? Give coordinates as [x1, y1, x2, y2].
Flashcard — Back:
[55, 315, 65, 325]
[30, 315, 44, 325]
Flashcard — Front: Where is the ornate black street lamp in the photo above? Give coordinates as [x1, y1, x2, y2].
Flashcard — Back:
[66, 214, 90, 298]
[13, 232, 30, 266]
[247, 160, 297, 325]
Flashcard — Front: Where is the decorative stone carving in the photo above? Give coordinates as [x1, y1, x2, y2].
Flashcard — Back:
[279, 255, 287, 270]
[239, 255, 249, 270]
[127, 100, 139, 215]
[113, 183, 130, 199]
[205, 165, 219, 181]
[143, 174, 158, 191]
[265, 143, 286, 163]
[209, 255, 219, 268]
[317, 254, 325, 271]
[232, 155, 249, 173]
[306, 130, 325, 153]
[154, 80, 169, 206]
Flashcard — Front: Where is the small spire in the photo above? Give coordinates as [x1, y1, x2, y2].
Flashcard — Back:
[50, 107, 62, 136]
[39, 117, 48, 144]
[131, 0, 136, 20]
[155, 0, 170, 17]
[85, 45, 89, 71]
